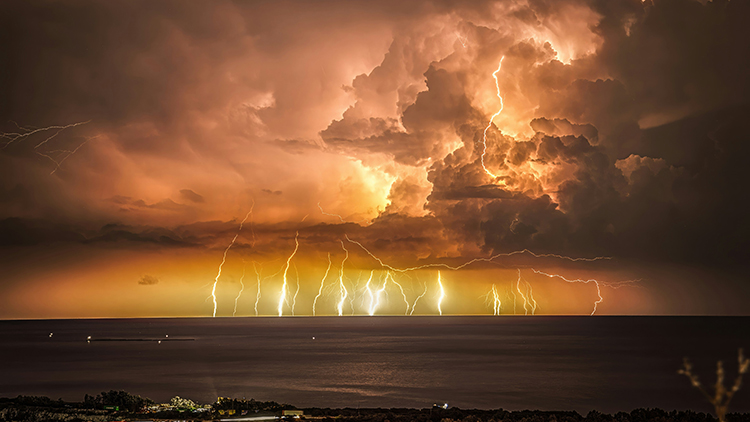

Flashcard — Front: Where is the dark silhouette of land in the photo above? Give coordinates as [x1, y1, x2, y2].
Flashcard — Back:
[2, 392, 750, 422]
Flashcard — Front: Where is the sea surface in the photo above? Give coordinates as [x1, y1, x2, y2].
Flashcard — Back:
[1, 316, 749, 414]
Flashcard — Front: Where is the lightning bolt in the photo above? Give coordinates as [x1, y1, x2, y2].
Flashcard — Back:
[455, 33, 468, 48]
[1, 121, 90, 149]
[291, 263, 301, 316]
[364, 270, 375, 315]
[318, 202, 346, 223]
[1, 121, 96, 174]
[347, 271, 364, 316]
[409, 282, 428, 315]
[365, 271, 375, 314]
[387, 272, 411, 315]
[253, 262, 262, 316]
[531, 269, 603, 315]
[367, 271, 389, 316]
[481, 57, 505, 180]
[317, 201, 371, 225]
[337, 240, 350, 316]
[515, 269, 532, 315]
[42, 135, 101, 175]
[232, 261, 247, 317]
[525, 278, 538, 314]
[485, 284, 501, 315]
[345, 234, 609, 273]
[312, 253, 333, 316]
[436, 271, 446, 316]
[210, 209, 253, 318]
[278, 232, 300, 317]
[343, 235, 617, 315]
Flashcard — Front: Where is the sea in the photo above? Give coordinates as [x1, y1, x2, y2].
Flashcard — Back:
[1, 316, 749, 415]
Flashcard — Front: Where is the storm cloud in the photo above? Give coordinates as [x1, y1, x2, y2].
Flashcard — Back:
[1, 0, 749, 317]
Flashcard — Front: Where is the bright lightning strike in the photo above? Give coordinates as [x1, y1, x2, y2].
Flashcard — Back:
[347, 271, 363, 316]
[291, 263, 301, 316]
[232, 261, 247, 317]
[210, 209, 253, 318]
[367, 271, 388, 316]
[253, 262, 262, 316]
[515, 269, 533, 315]
[277, 231, 300, 317]
[409, 282, 428, 316]
[365, 272, 374, 314]
[525, 279, 538, 314]
[387, 272, 410, 315]
[342, 234, 616, 316]
[437, 271, 445, 316]
[488, 284, 501, 315]
[481, 57, 505, 180]
[312, 253, 333, 316]
[337, 241, 350, 316]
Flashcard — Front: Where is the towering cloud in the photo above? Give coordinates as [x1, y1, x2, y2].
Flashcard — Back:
[1, 0, 748, 317]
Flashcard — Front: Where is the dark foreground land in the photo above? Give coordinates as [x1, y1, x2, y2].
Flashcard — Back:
[1, 393, 749, 422]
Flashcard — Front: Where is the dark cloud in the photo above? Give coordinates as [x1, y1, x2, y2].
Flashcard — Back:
[92, 223, 195, 247]
[529, 118, 598, 143]
[592, 0, 750, 117]
[0, 217, 87, 247]
[179, 189, 205, 203]
[138, 275, 159, 285]
[109, 197, 189, 213]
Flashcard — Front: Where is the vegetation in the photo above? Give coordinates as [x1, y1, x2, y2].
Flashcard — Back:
[169, 395, 197, 410]
[679, 348, 750, 422]
[213, 396, 295, 412]
[82, 390, 153, 412]
[1, 393, 750, 422]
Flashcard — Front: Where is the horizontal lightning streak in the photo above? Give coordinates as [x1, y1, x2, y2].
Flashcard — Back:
[345, 234, 609, 274]
[317, 201, 371, 225]
[1, 121, 90, 149]
[531, 269, 603, 315]
[2, 121, 97, 174]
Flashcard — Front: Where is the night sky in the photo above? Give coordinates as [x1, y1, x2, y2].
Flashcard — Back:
[1, 0, 749, 318]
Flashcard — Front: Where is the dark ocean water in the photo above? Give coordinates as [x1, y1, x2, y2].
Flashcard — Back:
[0, 316, 749, 414]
